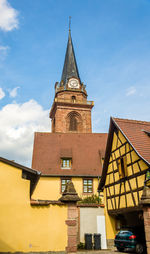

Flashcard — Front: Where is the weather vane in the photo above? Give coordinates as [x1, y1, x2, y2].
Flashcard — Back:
[69, 16, 71, 31]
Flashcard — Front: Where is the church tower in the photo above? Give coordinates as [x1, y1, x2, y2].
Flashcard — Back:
[50, 29, 94, 133]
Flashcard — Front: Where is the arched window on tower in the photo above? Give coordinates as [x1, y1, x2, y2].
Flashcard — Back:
[69, 114, 77, 131]
[66, 111, 82, 133]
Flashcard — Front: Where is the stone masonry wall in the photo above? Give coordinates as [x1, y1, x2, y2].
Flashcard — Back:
[143, 206, 150, 254]
[65, 204, 78, 253]
[53, 105, 92, 133]
[57, 91, 87, 102]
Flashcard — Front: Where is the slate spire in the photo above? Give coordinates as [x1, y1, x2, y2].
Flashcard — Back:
[61, 29, 81, 85]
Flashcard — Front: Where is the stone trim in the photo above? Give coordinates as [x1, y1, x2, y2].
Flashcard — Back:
[66, 219, 76, 226]
[143, 207, 150, 254]
[140, 186, 150, 254]
[77, 207, 80, 244]
[30, 199, 64, 206]
[66, 204, 78, 253]
[77, 203, 104, 208]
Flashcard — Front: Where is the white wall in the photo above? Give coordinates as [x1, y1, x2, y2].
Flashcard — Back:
[79, 207, 104, 242]
[79, 207, 107, 249]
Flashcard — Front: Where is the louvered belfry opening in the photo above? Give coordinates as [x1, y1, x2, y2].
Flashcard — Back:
[69, 114, 77, 131]
[66, 111, 82, 133]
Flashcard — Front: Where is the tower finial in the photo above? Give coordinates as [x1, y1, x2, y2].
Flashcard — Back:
[69, 16, 71, 32]
[61, 17, 81, 85]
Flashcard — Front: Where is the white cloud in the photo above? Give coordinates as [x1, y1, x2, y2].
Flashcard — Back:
[9, 86, 20, 98]
[0, 100, 50, 166]
[0, 45, 9, 61]
[0, 87, 5, 99]
[0, 0, 19, 31]
[0, 45, 9, 51]
[126, 86, 136, 96]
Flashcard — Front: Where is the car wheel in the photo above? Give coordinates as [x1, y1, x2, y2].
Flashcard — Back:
[136, 243, 144, 254]
[117, 247, 124, 252]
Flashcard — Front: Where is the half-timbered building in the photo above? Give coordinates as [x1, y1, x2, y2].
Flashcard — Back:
[98, 117, 150, 251]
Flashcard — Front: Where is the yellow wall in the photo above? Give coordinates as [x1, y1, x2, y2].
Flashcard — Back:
[0, 162, 67, 252]
[105, 130, 149, 211]
[32, 176, 99, 200]
[103, 189, 117, 240]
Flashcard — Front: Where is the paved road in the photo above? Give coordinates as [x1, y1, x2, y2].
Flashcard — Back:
[77, 250, 131, 254]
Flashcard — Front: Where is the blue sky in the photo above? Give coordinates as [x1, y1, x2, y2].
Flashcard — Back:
[0, 0, 150, 166]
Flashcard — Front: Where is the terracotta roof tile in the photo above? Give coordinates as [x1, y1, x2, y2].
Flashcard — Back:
[32, 133, 107, 176]
[113, 118, 150, 164]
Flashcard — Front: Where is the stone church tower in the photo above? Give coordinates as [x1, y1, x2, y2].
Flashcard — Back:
[50, 29, 94, 133]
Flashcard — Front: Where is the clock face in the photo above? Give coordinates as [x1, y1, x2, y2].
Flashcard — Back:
[68, 78, 80, 89]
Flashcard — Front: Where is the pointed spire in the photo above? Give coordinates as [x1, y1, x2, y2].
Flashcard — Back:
[61, 24, 81, 85]
[69, 16, 71, 32]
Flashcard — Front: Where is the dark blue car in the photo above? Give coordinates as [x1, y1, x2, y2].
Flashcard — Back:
[114, 229, 146, 254]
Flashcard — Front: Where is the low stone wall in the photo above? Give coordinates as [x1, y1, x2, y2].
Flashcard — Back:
[140, 186, 150, 254]
[143, 207, 150, 254]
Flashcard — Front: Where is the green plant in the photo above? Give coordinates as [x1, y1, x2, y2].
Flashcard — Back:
[79, 194, 101, 204]
[77, 242, 85, 249]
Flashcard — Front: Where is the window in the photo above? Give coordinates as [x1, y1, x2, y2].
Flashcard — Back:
[117, 157, 127, 178]
[83, 179, 93, 193]
[61, 158, 72, 169]
[69, 115, 77, 131]
[72, 96, 76, 103]
[66, 111, 82, 133]
[61, 179, 71, 192]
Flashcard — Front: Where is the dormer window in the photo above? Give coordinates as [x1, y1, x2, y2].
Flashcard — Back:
[142, 129, 150, 137]
[61, 158, 72, 169]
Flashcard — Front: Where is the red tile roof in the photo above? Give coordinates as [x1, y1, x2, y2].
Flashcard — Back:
[32, 133, 107, 176]
[114, 118, 150, 164]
